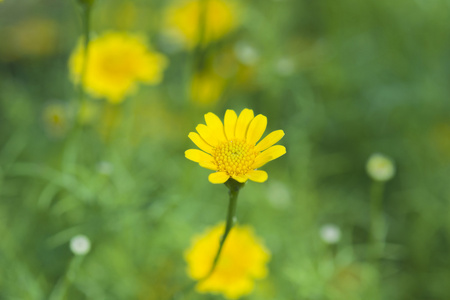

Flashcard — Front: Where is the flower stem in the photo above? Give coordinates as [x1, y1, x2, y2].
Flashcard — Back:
[48, 255, 84, 300]
[370, 180, 385, 260]
[78, 1, 92, 112]
[206, 179, 244, 278]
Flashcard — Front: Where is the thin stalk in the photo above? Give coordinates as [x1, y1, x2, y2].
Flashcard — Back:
[63, 1, 93, 171]
[205, 179, 243, 278]
[370, 180, 385, 260]
[48, 255, 84, 300]
[77, 2, 92, 118]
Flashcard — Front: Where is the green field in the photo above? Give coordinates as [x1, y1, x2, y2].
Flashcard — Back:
[1, 0, 450, 299]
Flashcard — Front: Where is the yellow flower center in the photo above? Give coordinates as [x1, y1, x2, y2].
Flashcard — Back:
[214, 140, 257, 176]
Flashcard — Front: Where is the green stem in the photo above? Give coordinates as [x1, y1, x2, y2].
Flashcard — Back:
[370, 180, 385, 260]
[48, 255, 84, 300]
[192, 0, 208, 76]
[205, 179, 244, 278]
[63, 1, 93, 171]
[78, 2, 92, 112]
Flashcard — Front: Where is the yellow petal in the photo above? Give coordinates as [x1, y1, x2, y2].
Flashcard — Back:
[253, 145, 286, 169]
[223, 278, 254, 300]
[224, 109, 237, 140]
[196, 124, 219, 146]
[188, 132, 214, 154]
[185, 149, 213, 163]
[246, 114, 267, 146]
[209, 172, 230, 184]
[235, 109, 254, 140]
[232, 174, 248, 183]
[254, 130, 285, 152]
[204, 112, 227, 142]
[247, 170, 268, 183]
[199, 161, 218, 170]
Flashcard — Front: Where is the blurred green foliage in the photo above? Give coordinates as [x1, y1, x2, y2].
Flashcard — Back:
[1, 0, 450, 299]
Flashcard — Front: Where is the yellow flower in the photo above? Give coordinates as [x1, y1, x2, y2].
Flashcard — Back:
[165, 0, 239, 48]
[190, 71, 226, 105]
[185, 223, 270, 299]
[69, 31, 168, 104]
[185, 109, 286, 184]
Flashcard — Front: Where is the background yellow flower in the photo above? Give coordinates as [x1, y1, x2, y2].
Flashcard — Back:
[190, 70, 226, 105]
[69, 31, 168, 104]
[165, 0, 239, 48]
[185, 223, 270, 299]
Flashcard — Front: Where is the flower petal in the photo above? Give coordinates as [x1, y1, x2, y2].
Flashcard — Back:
[196, 124, 219, 146]
[246, 114, 267, 146]
[232, 174, 248, 183]
[247, 170, 268, 183]
[209, 172, 230, 184]
[254, 130, 285, 152]
[199, 161, 218, 171]
[188, 132, 214, 154]
[204, 112, 227, 142]
[185, 149, 213, 163]
[235, 109, 254, 140]
[253, 145, 286, 169]
[224, 109, 238, 140]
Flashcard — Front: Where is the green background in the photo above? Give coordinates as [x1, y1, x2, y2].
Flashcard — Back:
[1, 0, 450, 299]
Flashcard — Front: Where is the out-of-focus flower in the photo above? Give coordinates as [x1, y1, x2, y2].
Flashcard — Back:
[165, 0, 239, 49]
[42, 103, 71, 138]
[1, 18, 58, 61]
[185, 109, 286, 184]
[96, 161, 114, 175]
[69, 31, 168, 104]
[366, 153, 395, 182]
[70, 235, 91, 256]
[320, 224, 341, 244]
[274, 57, 296, 76]
[185, 223, 270, 299]
[234, 42, 259, 66]
[190, 71, 226, 105]
[77, 101, 99, 125]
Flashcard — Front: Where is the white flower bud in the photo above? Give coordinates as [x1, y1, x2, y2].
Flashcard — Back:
[70, 235, 91, 256]
[366, 153, 395, 182]
[320, 224, 341, 244]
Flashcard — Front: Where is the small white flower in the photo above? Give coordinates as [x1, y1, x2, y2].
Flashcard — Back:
[366, 153, 395, 182]
[274, 58, 295, 76]
[234, 42, 259, 66]
[320, 224, 341, 244]
[70, 235, 91, 256]
[97, 161, 114, 175]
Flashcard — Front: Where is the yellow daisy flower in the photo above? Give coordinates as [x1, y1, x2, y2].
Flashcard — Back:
[165, 0, 239, 48]
[185, 109, 286, 184]
[69, 31, 168, 104]
[185, 223, 270, 299]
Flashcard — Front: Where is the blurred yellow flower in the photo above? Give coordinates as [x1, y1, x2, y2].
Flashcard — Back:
[69, 31, 168, 104]
[165, 0, 239, 48]
[190, 71, 226, 105]
[185, 223, 270, 299]
[185, 109, 286, 184]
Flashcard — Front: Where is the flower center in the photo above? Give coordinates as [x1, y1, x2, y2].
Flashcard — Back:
[100, 53, 136, 81]
[213, 140, 257, 176]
